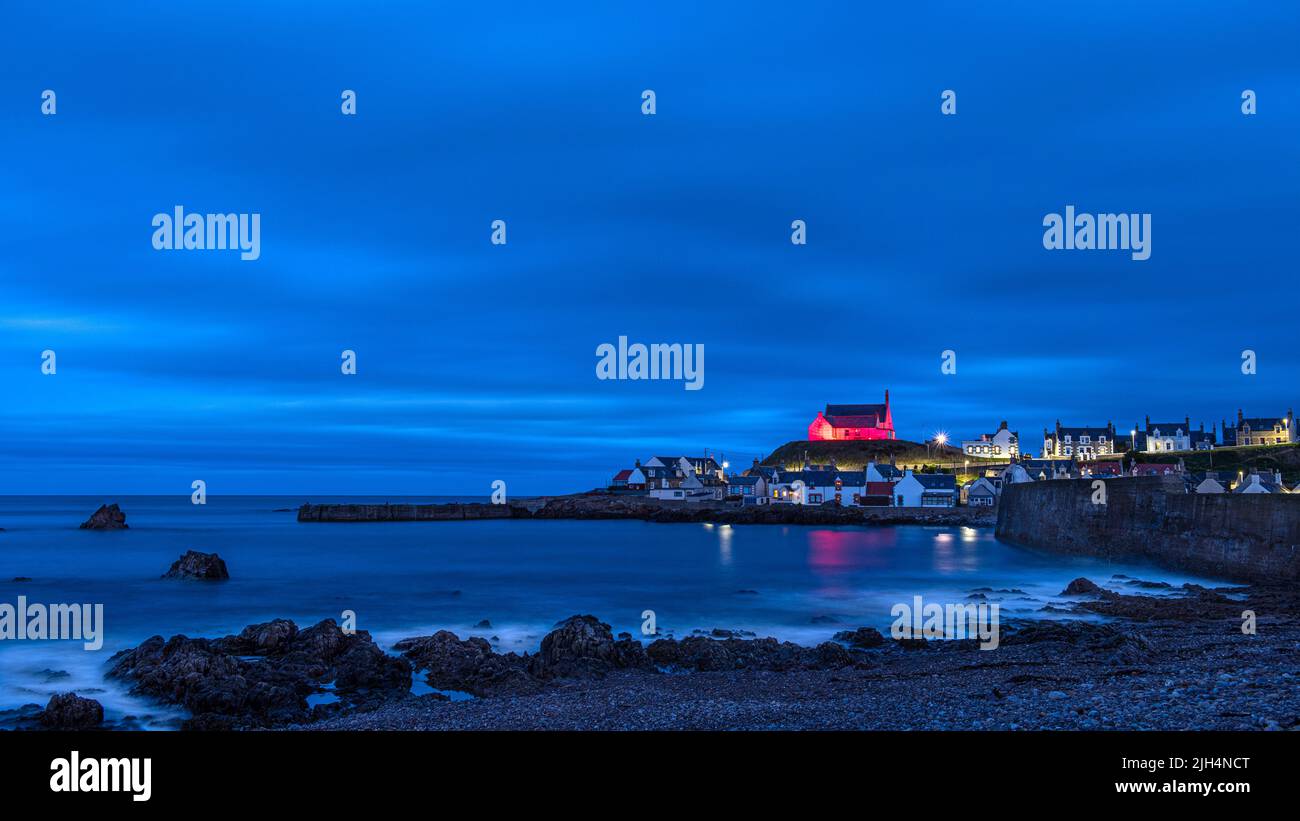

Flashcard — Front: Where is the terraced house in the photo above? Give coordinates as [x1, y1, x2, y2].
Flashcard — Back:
[1042, 421, 1117, 459]
[1226, 409, 1296, 446]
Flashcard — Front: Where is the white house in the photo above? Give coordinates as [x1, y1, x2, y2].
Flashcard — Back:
[865, 461, 904, 483]
[771, 469, 867, 506]
[963, 477, 999, 507]
[649, 470, 711, 500]
[1000, 464, 1034, 485]
[893, 470, 957, 508]
[1233, 470, 1285, 494]
[962, 421, 1019, 459]
[1194, 471, 1234, 494]
[642, 456, 693, 490]
[1138, 416, 1193, 453]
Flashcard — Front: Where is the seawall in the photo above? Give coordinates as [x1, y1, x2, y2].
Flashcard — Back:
[297, 495, 998, 527]
[995, 476, 1300, 583]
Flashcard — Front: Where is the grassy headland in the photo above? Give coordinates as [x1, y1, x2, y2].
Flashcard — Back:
[757, 438, 996, 472]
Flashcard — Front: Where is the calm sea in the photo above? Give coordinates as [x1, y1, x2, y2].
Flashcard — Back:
[0, 495, 1223, 728]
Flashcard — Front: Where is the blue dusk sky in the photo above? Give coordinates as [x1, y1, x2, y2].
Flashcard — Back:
[2, 2, 1298, 495]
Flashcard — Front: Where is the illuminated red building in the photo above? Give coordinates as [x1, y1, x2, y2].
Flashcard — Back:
[808, 392, 895, 441]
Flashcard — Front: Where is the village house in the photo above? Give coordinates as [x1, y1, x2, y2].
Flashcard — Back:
[1226, 409, 1297, 447]
[609, 466, 648, 491]
[726, 474, 768, 505]
[1078, 461, 1123, 478]
[1194, 471, 1237, 493]
[1131, 462, 1182, 477]
[1136, 416, 1193, 452]
[961, 421, 1020, 459]
[1013, 458, 1078, 481]
[641, 456, 691, 489]
[1043, 421, 1117, 460]
[862, 481, 896, 506]
[684, 455, 725, 480]
[807, 392, 896, 441]
[771, 468, 867, 506]
[893, 470, 957, 508]
[865, 461, 903, 483]
[1233, 469, 1285, 494]
[963, 477, 999, 507]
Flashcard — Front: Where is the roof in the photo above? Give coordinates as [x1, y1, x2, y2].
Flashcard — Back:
[1133, 463, 1179, 475]
[1054, 426, 1112, 437]
[1195, 471, 1234, 483]
[1145, 422, 1186, 435]
[864, 482, 896, 495]
[823, 403, 888, 428]
[1241, 417, 1287, 429]
[826, 403, 886, 417]
[612, 469, 633, 481]
[915, 474, 956, 490]
[870, 464, 903, 479]
[728, 475, 760, 486]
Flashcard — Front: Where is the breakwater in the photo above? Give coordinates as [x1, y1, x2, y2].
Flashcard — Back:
[297, 495, 997, 526]
[995, 476, 1300, 583]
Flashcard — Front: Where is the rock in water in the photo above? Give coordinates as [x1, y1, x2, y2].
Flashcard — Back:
[108, 618, 410, 730]
[39, 693, 104, 729]
[79, 503, 128, 530]
[833, 627, 887, 649]
[1061, 577, 1104, 596]
[162, 550, 229, 580]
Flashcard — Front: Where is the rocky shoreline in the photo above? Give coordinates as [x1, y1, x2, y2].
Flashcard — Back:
[297, 494, 998, 527]
[307, 582, 1300, 731]
[12, 578, 1295, 731]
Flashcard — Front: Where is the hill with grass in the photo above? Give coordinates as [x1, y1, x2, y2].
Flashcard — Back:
[756, 438, 981, 472]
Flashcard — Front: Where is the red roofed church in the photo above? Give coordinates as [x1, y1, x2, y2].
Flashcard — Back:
[808, 391, 896, 441]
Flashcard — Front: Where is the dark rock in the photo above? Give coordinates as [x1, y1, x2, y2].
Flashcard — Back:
[79, 503, 128, 530]
[810, 614, 839, 624]
[12, 576, 31, 582]
[107, 618, 409, 729]
[648, 636, 732, 671]
[395, 631, 538, 697]
[815, 641, 852, 668]
[531, 615, 651, 678]
[39, 693, 104, 729]
[833, 627, 887, 649]
[1060, 577, 1106, 596]
[161, 550, 229, 581]
[474, 619, 492, 629]
[1125, 578, 1172, 590]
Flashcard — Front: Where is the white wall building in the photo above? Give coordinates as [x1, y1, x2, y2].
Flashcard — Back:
[962, 421, 1019, 459]
[893, 470, 957, 508]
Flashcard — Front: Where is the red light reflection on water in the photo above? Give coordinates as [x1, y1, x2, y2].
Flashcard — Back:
[806, 528, 897, 573]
